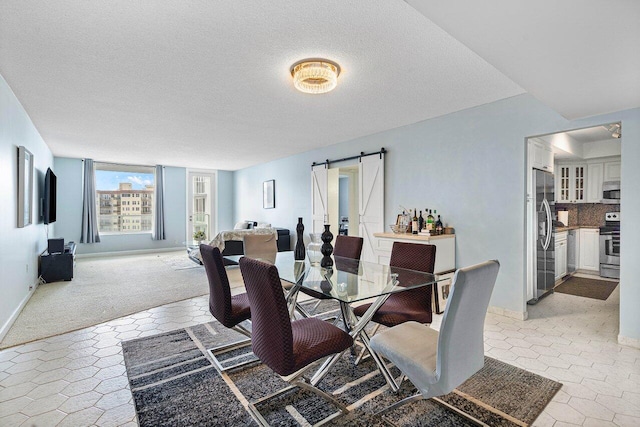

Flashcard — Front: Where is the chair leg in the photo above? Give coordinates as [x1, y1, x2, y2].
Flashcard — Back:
[374, 392, 423, 417]
[248, 379, 348, 427]
[310, 299, 322, 313]
[247, 385, 297, 427]
[354, 323, 380, 365]
[374, 392, 490, 427]
[207, 324, 257, 372]
[296, 379, 348, 414]
[309, 351, 346, 386]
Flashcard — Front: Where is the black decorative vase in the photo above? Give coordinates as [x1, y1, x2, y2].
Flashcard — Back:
[320, 224, 334, 268]
[294, 217, 305, 260]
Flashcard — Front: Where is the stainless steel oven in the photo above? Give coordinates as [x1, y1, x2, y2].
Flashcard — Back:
[599, 212, 620, 279]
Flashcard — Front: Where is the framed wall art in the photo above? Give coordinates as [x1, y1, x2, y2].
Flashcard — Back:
[263, 179, 275, 209]
[432, 272, 454, 314]
[17, 145, 34, 228]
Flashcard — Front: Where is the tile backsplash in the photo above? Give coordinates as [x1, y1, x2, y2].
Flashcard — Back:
[556, 203, 621, 227]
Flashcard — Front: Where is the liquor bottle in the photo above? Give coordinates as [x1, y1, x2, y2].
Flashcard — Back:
[427, 209, 435, 232]
[403, 210, 410, 232]
[412, 208, 419, 234]
[418, 210, 424, 231]
[435, 214, 443, 235]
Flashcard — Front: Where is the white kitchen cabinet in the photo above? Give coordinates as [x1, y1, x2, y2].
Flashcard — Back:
[556, 164, 587, 203]
[578, 229, 599, 272]
[531, 140, 554, 173]
[604, 161, 621, 181]
[555, 231, 568, 281]
[586, 163, 604, 203]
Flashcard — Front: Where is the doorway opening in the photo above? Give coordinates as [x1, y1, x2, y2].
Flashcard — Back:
[187, 170, 216, 245]
[525, 122, 621, 318]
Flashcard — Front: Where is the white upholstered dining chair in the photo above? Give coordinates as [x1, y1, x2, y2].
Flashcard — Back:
[243, 233, 277, 262]
[370, 260, 500, 422]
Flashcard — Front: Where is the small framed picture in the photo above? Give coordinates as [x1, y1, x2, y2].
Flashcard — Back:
[396, 214, 403, 226]
[263, 179, 275, 209]
[433, 272, 454, 314]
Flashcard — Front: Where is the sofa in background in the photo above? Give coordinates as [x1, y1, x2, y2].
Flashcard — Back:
[188, 225, 290, 266]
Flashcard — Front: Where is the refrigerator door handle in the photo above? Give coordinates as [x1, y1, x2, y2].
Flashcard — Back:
[543, 198, 552, 251]
[538, 204, 546, 243]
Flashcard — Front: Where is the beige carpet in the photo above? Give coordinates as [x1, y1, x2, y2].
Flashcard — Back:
[0, 251, 245, 349]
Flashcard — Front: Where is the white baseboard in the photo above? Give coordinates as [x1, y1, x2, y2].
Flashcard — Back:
[488, 305, 528, 321]
[76, 247, 185, 259]
[0, 280, 39, 343]
[618, 334, 640, 349]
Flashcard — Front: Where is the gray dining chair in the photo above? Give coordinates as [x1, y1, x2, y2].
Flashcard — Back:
[370, 260, 500, 422]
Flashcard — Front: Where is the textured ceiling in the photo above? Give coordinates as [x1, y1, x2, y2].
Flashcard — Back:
[0, 0, 524, 170]
[406, 0, 640, 120]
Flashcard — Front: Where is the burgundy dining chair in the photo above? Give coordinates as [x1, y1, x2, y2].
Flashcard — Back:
[333, 235, 364, 259]
[352, 242, 436, 362]
[200, 244, 254, 372]
[239, 256, 354, 426]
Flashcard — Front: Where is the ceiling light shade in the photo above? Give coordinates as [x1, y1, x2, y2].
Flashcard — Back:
[290, 59, 341, 94]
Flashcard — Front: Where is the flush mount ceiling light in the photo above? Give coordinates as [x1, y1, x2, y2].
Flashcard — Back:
[290, 59, 341, 94]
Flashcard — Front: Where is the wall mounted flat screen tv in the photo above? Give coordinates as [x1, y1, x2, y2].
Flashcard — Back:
[44, 168, 57, 224]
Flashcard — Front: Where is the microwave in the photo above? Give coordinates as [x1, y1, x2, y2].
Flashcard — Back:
[602, 181, 621, 204]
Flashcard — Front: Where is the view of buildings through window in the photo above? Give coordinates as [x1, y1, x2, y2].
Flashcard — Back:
[95, 164, 155, 233]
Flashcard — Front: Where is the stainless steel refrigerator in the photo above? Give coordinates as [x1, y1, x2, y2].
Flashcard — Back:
[531, 169, 555, 303]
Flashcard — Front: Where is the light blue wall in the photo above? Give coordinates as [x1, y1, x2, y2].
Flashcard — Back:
[0, 74, 54, 337]
[217, 170, 234, 232]
[234, 94, 640, 341]
[53, 158, 187, 254]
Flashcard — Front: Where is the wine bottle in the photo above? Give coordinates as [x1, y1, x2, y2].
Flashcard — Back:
[412, 208, 419, 234]
[435, 214, 443, 235]
[427, 209, 434, 232]
[418, 210, 424, 231]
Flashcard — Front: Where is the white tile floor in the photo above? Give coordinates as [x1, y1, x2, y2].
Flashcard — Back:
[0, 272, 638, 426]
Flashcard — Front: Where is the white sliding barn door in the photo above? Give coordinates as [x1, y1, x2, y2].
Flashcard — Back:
[359, 154, 385, 263]
[311, 165, 328, 234]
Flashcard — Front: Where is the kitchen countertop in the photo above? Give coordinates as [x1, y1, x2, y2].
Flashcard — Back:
[556, 225, 600, 232]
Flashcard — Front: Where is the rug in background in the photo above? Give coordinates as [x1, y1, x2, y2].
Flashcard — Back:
[0, 251, 245, 349]
[123, 321, 562, 426]
[160, 253, 203, 270]
[554, 276, 618, 300]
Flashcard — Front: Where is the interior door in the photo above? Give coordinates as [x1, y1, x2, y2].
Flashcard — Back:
[187, 171, 216, 244]
[311, 165, 328, 234]
[359, 154, 385, 263]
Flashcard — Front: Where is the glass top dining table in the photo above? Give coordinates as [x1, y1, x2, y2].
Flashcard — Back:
[224, 251, 445, 391]
[224, 251, 445, 304]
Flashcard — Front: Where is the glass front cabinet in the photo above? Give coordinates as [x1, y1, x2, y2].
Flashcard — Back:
[556, 164, 586, 203]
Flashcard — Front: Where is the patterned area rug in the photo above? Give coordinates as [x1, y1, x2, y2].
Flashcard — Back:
[554, 276, 618, 300]
[122, 321, 562, 426]
[159, 252, 204, 270]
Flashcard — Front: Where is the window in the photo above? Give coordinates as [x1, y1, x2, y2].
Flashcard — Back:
[95, 163, 155, 233]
